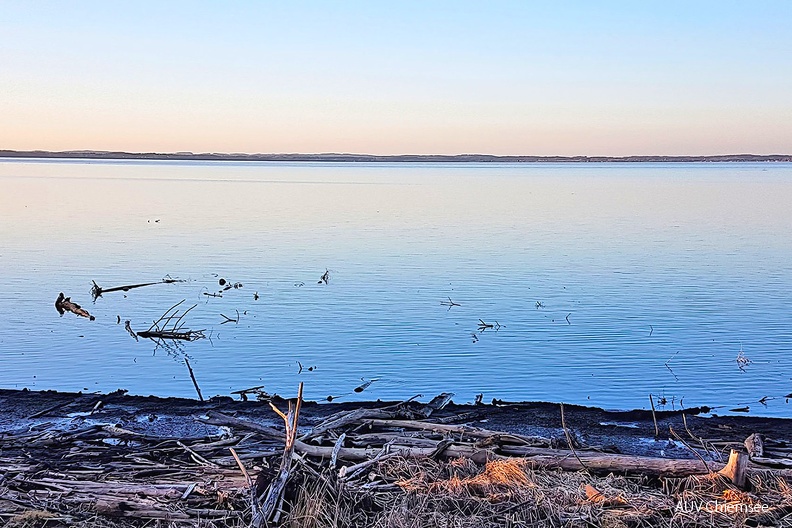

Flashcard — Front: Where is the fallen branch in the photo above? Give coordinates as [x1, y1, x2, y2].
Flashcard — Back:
[137, 300, 205, 342]
[253, 382, 304, 527]
[184, 358, 204, 402]
[91, 277, 183, 301]
[197, 410, 792, 479]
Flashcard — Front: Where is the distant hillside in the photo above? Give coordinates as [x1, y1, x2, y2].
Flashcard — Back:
[1, 150, 791, 163]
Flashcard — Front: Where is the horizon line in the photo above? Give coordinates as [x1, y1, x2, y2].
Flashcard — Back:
[1, 149, 792, 163]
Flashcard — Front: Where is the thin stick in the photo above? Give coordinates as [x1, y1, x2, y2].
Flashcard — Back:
[184, 358, 204, 402]
[649, 394, 659, 438]
[229, 447, 252, 486]
[669, 426, 711, 474]
[560, 403, 588, 472]
[177, 440, 219, 468]
[664, 351, 679, 381]
[173, 303, 198, 331]
[150, 299, 186, 332]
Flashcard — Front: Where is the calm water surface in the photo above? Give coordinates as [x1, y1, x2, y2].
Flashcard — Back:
[1, 160, 791, 416]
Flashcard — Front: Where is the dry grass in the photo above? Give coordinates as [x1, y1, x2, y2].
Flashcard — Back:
[283, 457, 792, 528]
[4, 457, 792, 527]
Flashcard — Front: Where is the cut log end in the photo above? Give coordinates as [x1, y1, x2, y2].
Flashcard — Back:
[717, 449, 748, 488]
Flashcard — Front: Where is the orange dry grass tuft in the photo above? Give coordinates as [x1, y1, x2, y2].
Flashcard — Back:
[471, 459, 532, 487]
[428, 458, 533, 497]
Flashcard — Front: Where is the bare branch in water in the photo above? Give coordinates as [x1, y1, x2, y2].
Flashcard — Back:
[91, 276, 184, 301]
[440, 297, 461, 310]
[124, 320, 138, 342]
[220, 310, 240, 325]
[136, 300, 205, 343]
[477, 319, 502, 332]
[664, 351, 679, 381]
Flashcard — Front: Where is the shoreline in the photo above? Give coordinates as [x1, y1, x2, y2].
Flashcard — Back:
[2, 387, 790, 459]
[3, 387, 792, 526]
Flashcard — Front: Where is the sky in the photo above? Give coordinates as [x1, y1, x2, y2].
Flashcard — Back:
[1, 1, 791, 156]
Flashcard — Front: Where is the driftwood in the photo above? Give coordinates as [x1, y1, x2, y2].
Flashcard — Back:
[91, 277, 183, 300]
[0, 420, 264, 524]
[253, 383, 304, 527]
[302, 393, 454, 441]
[55, 292, 95, 320]
[745, 432, 765, 457]
[199, 409, 792, 480]
[137, 300, 205, 343]
[4, 397, 792, 528]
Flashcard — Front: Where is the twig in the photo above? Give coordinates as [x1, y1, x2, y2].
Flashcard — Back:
[91, 278, 183, 300]
[229, 447, 252, 486]
[649, 394, 659, 437]
[440, 297, 461, 310]
[184, 358, 204, 402]
[664, 351, 679, 381]
[124, 320, 138, 342]
[220, 309, 239, 324]
[560, 403, 588, 472]
[177, 440, 219, 467]
[669, 426, 712, 474]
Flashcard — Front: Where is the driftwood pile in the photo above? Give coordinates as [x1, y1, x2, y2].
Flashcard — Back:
[2, 391, 792, 527]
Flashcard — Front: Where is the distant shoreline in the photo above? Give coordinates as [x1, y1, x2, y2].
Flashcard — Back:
[2, 149, 791, 163]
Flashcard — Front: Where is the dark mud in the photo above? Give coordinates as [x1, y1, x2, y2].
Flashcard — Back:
[2, 388, 790, 459]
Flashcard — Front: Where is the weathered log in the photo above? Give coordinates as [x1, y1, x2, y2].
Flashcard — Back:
[200, 411, 792, 480]
[748, 456, 792, 469]
[301, 407, 421, 440]
[349, 433, 439, 448]
[201, 410, 284, 440]
[363, 418, 551, 446]
[745, 433, 765, 458]
[302, 395, 453, 441]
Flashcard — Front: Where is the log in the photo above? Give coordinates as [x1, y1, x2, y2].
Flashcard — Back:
[302, 395, 453, 440]
[363, 418, 551, 446]
[748, 456, 792, 469]
[199, 411, 792, 479]
[301, 408, 421, 440]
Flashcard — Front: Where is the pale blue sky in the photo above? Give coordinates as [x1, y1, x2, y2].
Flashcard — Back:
[1, 1, 790, 155]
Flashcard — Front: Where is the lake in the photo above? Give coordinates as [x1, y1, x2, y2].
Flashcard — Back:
[1, 159, 791, 416]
